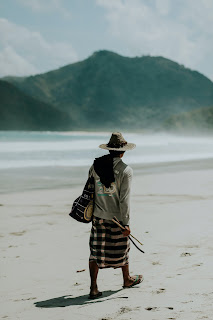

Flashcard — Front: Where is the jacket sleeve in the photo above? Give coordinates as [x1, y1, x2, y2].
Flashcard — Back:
[119, 166, 133, 225]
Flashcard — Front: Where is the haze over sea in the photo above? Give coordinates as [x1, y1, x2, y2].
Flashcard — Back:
[1, 131, 213, 170]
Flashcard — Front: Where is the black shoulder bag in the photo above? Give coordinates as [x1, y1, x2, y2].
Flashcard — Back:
[69, 176, 94, 223]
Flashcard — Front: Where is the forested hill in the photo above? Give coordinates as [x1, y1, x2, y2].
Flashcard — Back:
[163, 106, 213, 133]
[0, 80, 72, 130]
[4, 50, 213, 131]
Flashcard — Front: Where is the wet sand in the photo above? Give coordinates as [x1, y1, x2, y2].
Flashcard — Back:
[1, 157, 213, 194]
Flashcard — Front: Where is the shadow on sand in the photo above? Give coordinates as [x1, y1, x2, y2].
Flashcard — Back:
[35, 289, 125, 308]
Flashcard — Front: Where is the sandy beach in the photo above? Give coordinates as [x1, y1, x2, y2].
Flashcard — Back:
[1, 159, 213, 319]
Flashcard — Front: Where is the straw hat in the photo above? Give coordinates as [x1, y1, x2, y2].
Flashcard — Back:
[99, 132, 136, 151]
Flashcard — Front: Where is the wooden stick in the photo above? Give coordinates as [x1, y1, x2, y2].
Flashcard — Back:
[129, 234, 143, 246]
[113, 216, 127, 230]
[112, 217, 144, 246]
[111, 218, 125, 230]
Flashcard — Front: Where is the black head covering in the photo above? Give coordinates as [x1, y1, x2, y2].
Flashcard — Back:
[93, 154, 115, 188]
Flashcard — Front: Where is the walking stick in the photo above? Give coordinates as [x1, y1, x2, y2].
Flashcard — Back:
[112, 216, 145, 253]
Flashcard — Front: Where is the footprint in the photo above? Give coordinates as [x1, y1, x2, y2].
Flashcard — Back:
[14, 297, 37, 301]
[153, 288, 166, 294]
[152, 261, 161, 265]
[157, 288, 166, 294]
[185, 245, 199, 248]
[10, 230, 26, 236]
[119, 307, 132, 314]
[74, 282, 80, 286]
[145, 307, 158, 311]
[181, 300, 193, 304]
[180, 252, 192, 257]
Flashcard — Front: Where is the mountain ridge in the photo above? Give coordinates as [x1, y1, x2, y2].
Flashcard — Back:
[0, 80, 73, 131]
[2, 50, 213, 131]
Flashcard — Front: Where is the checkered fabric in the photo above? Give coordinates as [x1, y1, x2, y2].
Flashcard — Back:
[89, 216, 130, 268]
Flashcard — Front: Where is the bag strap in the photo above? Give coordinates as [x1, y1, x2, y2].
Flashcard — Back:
[88, 166, 94, 178]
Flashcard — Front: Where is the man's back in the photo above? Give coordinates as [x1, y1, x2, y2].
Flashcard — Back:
[89, 157, 133, 225]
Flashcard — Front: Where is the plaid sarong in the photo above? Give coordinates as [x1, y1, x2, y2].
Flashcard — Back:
[89, 216, 130, 269]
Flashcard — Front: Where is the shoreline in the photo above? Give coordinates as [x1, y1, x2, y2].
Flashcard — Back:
[1, 129, 213, 136]
[1, 157, 213, 194]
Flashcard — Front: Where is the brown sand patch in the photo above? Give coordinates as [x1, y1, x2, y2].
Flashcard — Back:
[10, 230, 26, 236]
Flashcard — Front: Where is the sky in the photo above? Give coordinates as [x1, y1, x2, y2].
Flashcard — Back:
[0, 0, 213, 80]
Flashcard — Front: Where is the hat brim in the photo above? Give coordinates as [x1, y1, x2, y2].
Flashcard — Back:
[99, 143, 136, 151]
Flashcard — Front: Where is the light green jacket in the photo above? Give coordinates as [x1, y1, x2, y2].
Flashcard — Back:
[89, 157, 133, 225]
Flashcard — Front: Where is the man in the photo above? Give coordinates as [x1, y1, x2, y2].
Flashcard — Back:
[88, 132, 143, 299]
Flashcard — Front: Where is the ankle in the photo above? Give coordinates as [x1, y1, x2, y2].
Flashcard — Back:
[123, 275, 131, 283]
[90, 283, 97, 290]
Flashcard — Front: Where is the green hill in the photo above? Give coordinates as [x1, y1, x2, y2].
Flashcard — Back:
[4, 50, 213, 130]
[0, 80, 72, 130]
[163, 106, 213, 133]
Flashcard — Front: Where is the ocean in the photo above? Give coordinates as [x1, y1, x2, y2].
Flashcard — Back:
[1, 131, 213, 170]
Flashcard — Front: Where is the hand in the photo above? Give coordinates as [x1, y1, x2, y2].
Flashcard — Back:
[122, 226, 131, 237]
